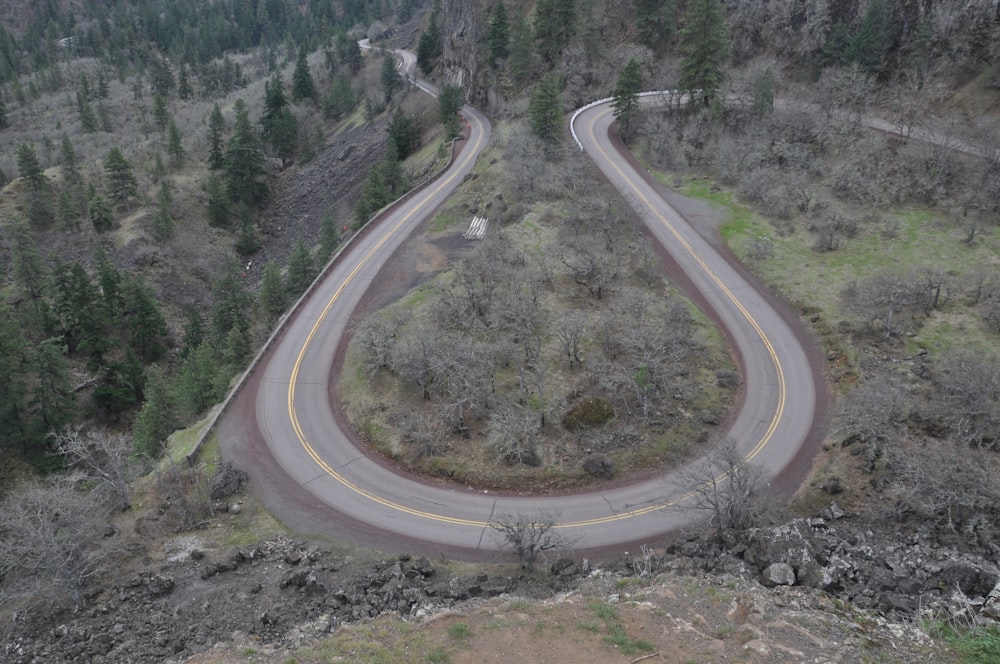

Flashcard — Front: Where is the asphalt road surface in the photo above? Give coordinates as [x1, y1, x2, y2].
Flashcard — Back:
[218, 55, 824, 560]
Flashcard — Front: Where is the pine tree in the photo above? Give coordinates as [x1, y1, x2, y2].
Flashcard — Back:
[261, 76, 289, 141]
[206, 173, 230, 228]
[508, 12, 533, 86]
[0, 93, 8, 129]
[0, 305, 28, 453]
[529, 72, 563, 142]
[97, 70, 109, 99]
[123, 276, 167, 360]
[27, 337, 75, 451]
[438, 83, 464, 140]
[387, 108, 419, 159]
[845, 0, 890, 75]
[17, 142, 52, 226]
[225, 99, 267, 205]
[207, 103, 226, 169]
[488, 3, 510, 64]
[535, 0, 576, 63]
[285, 239, 316, 297]
[133, 365, 177, 459]
[167, 118, 184, 166]
[88, 193, 113, 232]
[152, 93, 170, 131]
[381, 53, 400, 104]
[291, 46, 316, 103]
[417, 1, 443, 74]
[10, 220, 46, 305]
[258, 260, 287, 321]
[16, 142, 45, 190]
[152, 181, 174, 241]
[612, 58, 643, 143]
[77, 87, 98, 132]
[318, 210, 341, 264]
[103, 147, 138, 211]
[177, 63, 193, 100]
[635, 0, 675, 55]
[678, 0, 729, 106]
[59, 134, 80, 185]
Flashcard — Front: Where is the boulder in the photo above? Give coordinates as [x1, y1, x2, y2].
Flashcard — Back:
[761, 563, 796, 587]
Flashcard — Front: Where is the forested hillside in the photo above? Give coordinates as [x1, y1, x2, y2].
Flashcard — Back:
[0, 0, 429, 472]
[2, 1, 1000, 661]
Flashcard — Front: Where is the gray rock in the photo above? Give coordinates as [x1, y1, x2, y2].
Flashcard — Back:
[762, 563, 797, 587]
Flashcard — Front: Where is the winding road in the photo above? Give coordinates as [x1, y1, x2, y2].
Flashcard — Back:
[216, 51, 825, 560]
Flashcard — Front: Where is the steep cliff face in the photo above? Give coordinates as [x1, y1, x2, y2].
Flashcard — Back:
[440, 0, 493, 107]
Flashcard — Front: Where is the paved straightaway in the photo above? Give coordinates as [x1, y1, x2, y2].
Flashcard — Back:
[218, 52, 823, 559]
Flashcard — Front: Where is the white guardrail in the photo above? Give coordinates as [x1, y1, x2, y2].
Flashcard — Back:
[570, 90, 687, 151]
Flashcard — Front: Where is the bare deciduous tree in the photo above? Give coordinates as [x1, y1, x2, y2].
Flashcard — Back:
[50, 427, 136, 511]
[353, 312, 406, 376]
[841, 272, 921, 339]
[929, 350, 1000, 448]
[490, 512, 567, 569]
[835, 376, 908, 471]
[676, 439, 775, 532]
[487, 402, 540, 465]
[0, 475, 118, 607]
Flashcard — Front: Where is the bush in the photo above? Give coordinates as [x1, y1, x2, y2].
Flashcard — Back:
[562, 398, 614, 431]
[582, 453, 615, 479]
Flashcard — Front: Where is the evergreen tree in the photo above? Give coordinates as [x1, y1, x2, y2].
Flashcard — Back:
[678, 0, 729, 105]
[211, 263, 252, 341]
[291, 46, 316, 103]
[322, 72, 356, 119]
[488, 3, 510, 64]
[821, 20, 850, 68]
[152, 181, 174, 241]
[381, 53, 400, 104]
[103, 147, 138, 211]
[88, 193, 113, 232]
[10, 220, 45, 305]
[97, 70, 109, 99]
[529, 72, 563, 142]
[152, 93, 169, 131]
[16, 142, 45, 190]
[508, 12, 533, 86]
[224, 99, 267, 205]
[635, 0, 675, 55]
[206, 173, 230, 228]
[612, 58, 643, 143]
[167, 118, 184, 165]
[285, 238, 316, 297]
[133, 365, 177, 459]
[318, 210, 341, 264]
[387, 108, 419, 159]
[122, 276, 167, 360]
[337, 32, 362, 73]
[59, 134, 80, 186]
[845, 0, 891, 75]
[95, 247, 124, 322]
[27, 337, 75, 448]
[417, 1, 443, 73]
[18, 142, 52, 226]
[258, 260, 287, 321]
[177, 63, 193, 100]
[438, 83, 464, 140]
[0, 93, 8, 129]
[0, 305, 27, 453]
[260, 76, 289, 140]
[535, 0, 576, 63]
[207, 103, 226, 169]
[49, 261, 108, 364]
[76, 87, 98, 132]
[58, 188, 81, 231]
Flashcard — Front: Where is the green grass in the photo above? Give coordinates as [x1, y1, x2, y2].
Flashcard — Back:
[603, 623, 654, 655]
[671, 174, 1000, 360]
[590, 602, 618, 621]
[943, 624, 1000, 663]
[447, 622, 472, 640]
